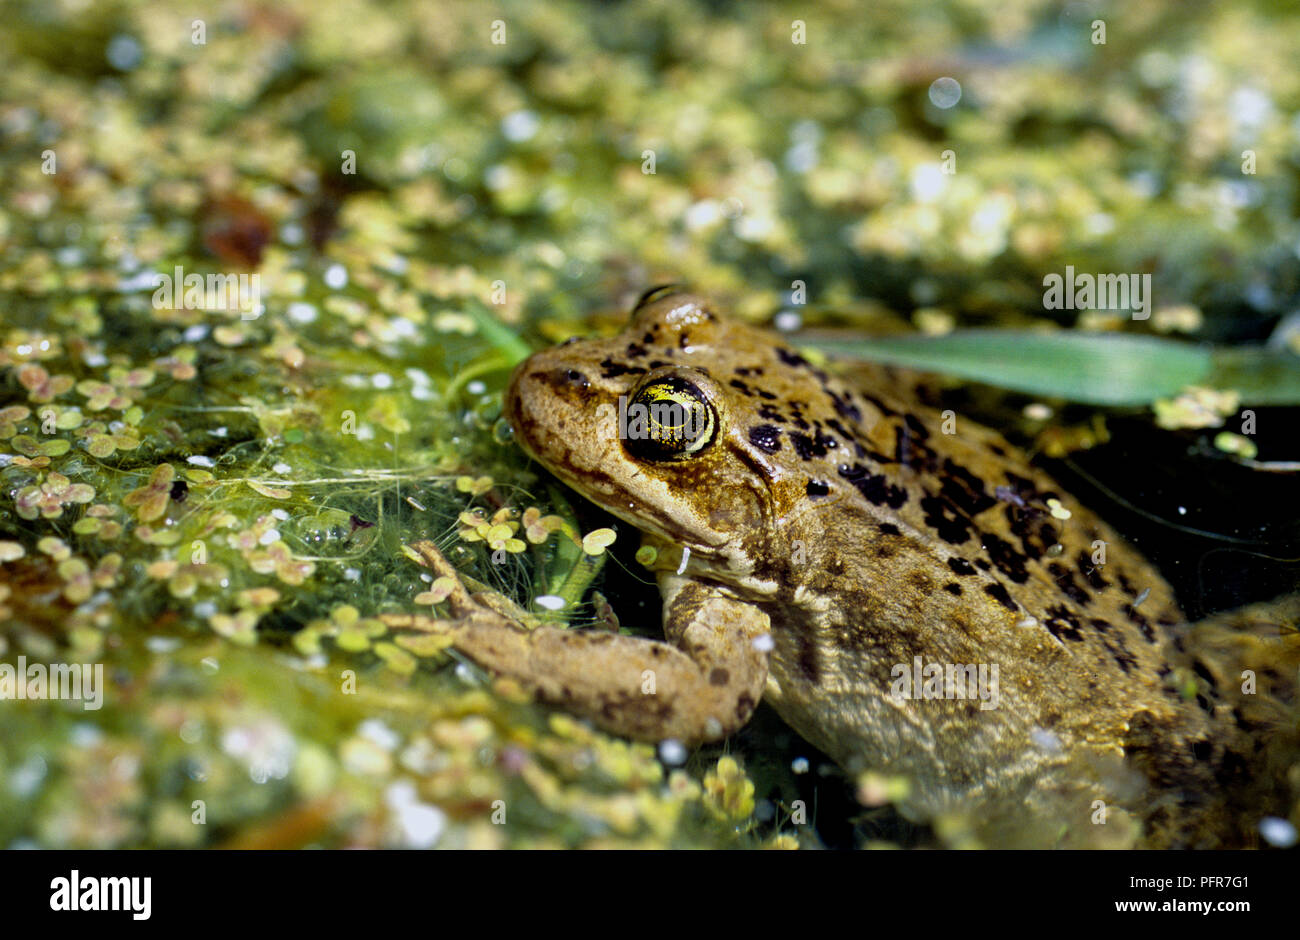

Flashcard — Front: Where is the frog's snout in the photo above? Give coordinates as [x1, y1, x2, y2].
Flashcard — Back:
[502, 359, 536, 447]
[503, 354, 599, 459]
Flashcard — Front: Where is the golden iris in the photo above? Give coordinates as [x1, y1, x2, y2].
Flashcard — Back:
[625, 376, 717, 461]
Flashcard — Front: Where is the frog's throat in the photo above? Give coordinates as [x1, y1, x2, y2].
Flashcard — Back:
[547, 457, 728, 551]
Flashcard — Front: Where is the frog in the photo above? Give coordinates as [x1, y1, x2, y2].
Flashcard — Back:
[382, 287, 1299, 847]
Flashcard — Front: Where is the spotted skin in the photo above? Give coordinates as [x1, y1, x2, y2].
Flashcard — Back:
[425, 289, 1293, 846]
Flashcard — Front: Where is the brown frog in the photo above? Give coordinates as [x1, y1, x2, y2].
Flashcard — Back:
[383, 287, 1298, 847]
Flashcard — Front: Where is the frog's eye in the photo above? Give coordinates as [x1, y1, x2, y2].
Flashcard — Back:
[622, 376, 718, 462]
[633, 283, 684, 312]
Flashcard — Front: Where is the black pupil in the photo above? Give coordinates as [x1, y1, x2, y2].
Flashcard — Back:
[623, 377, 712, 460]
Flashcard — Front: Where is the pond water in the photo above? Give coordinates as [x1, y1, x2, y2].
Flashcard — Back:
[1, 0, 1298, 849]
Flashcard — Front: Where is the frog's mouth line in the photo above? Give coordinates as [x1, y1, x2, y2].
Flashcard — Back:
[504, 398, 729, 553]
[528, 443, 731, 554]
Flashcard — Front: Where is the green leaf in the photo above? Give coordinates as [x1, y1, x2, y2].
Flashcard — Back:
[462, 297, 534, 366]
[803, 331, 1300, 406]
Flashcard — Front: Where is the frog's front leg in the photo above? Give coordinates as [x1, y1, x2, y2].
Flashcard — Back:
[380, 542, 771, 744]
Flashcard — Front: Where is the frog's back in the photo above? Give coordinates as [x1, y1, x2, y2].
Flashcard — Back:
[713, 330, 1265, 845]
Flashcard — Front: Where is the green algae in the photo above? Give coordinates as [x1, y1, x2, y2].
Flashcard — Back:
[1, 0, 1299, 849]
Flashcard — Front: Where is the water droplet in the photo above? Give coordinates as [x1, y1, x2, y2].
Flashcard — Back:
[1260, 816, 1298, 847]
[488, 418, 514, 449]
[1031, 728, 1062, 753]
[106, 34, 142, 71]
[928, 77, 962, 109]
[658, 739, 687, 766]
[501, 110, 540, 142]
[8, 756, 47, 798]
[323, 263, 348, 289]
[774, 310, 802, 332]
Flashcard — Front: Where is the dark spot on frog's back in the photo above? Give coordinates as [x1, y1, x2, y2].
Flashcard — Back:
[947, 556, 976, 576]
[1122, 602, 1157, 642]
[708, 667, 730, 687]
[599, 358, 646, 378]
[829, 389, 862, 422]
[775, 346, 809, 369]
[838, 462, 908, 509]
[1191, 659, 1220, 695]
[1048, 561, 1092, 607]
[1076, 549, 1110, 590]
[859, 391, 900, 418]
[894, 425, 937, 472]
[919, 494, 974, 545]
[791, 430, 838, 461]
[749, 424, 782, 454]
[983, 581, 1018, 612]
[1044, 604, 1084, 642]
[980, 532, 1030, 584]
[904, 413, 930, 440]
[940, 458, 997, 517]
[1105, 638, 1138, 674]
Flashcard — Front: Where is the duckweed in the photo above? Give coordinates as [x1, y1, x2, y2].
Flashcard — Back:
[3, 0, 1298, 850]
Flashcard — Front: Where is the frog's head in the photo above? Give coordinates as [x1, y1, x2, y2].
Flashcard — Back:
[504, 287, 798, 590]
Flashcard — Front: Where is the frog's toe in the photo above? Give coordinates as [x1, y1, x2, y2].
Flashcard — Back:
[378, 612, 458, 634]
[401, 540, 476, 614]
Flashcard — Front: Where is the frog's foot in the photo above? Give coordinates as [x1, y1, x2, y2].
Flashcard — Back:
[402, 539, 477, 612]
[380, 542, 772, 746]
[380, 540, 530, 627]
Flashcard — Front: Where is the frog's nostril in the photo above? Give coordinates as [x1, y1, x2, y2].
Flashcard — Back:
[560, 369, 590, 389]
